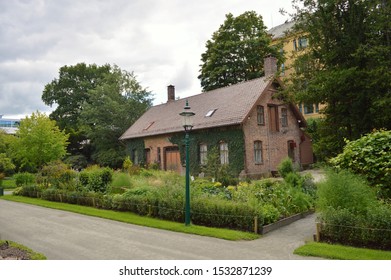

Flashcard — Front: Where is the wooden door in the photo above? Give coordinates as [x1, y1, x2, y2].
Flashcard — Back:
[164, 147, 181, 173]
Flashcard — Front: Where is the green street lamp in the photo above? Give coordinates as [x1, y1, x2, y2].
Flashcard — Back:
[179, 100, 195, 226]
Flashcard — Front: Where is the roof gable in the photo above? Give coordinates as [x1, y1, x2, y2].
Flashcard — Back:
[120, 77, 275, 140]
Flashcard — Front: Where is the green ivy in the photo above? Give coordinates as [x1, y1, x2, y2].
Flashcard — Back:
[170, 126, 245, 176]
[125, 138, 145, 165]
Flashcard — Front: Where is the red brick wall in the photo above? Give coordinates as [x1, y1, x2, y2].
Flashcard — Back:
[242, 85, 306, 178]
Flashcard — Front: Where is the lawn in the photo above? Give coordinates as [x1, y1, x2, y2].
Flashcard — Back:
[0, 195, 259, 241]
[294, 242, 391, 260]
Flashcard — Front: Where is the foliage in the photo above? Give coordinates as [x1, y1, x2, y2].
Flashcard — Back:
[15, 168, 315, 232]
[42, 63, 112, 156]
[79, 66, 152, 168]
[0, 153, 15, 175]
[10, 111, 69, 171]
[288, 0, 391, 159]
[14, 172, 35, 187]
[78, 166, 113, 193]
[170, 126, 245, 177]
[316, 169, 391, 250]
[64, 154, 88, 170]
[330, 129, 391, 197]
[42, 63, 152, 168]
[39, 160, 77, 190]
[277, 157, 298, 178]
[198, 11, 283, 91]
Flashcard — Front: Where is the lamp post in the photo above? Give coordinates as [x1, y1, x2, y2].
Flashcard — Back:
[179, 100, 195, 226]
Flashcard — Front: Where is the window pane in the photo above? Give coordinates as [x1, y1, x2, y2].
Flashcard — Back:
[199, 144, 207, 165]
[254, 141, 262, 164]
[257, 106, 264, 125]
[220, 142, 229, 165]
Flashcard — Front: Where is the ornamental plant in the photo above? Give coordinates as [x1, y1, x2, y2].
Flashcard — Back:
[330, 129, 391, 197]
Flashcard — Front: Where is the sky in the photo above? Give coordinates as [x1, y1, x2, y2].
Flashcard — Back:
[0, 0, 294, 119]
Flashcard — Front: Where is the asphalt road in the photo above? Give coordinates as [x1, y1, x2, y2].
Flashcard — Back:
[0, 199, 319, 260]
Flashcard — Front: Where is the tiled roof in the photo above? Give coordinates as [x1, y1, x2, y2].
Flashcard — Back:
[268, 20, 296, 40]
[119, 77, 273, 140]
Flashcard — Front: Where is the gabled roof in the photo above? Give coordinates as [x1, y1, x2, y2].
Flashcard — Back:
[268, 20, 296, 40]
[120, 77, 275, 140]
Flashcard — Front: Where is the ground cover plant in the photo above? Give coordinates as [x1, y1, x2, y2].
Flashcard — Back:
[12, 158, 315, 233]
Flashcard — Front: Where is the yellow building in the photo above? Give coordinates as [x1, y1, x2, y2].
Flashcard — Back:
[268, 21, 323, 119]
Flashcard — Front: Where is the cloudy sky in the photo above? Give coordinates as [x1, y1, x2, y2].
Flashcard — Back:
[0, 0, 293, 119]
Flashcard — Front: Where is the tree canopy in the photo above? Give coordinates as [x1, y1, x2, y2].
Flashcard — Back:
[79, 66, 152, 168]
[198, 11, 282, 91]
[288, 0, 391, 159]
[11, 111, 69, 171]
[42, 63, 152, 168]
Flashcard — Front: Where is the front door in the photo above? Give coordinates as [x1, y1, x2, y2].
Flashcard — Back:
[164, 147, 181, 173]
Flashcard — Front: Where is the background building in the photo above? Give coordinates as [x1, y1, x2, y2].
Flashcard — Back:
[0, 115, 20, 134]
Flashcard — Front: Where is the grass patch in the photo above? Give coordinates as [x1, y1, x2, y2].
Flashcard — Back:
[0, 195, 259, 241]
[0, 240, 47, 260]
[294, 242, 391, 260]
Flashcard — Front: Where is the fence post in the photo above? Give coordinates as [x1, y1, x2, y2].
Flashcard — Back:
[254, 216, 258, 234]
[316, 222, 321, 242]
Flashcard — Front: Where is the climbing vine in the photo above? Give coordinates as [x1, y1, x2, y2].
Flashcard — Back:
[170, 125, 245, 177]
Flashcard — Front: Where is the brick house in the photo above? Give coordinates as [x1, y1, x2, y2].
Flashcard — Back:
[120, 58, 313, 178]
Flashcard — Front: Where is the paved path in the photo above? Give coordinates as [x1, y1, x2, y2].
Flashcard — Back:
[0, 199, 319, 260]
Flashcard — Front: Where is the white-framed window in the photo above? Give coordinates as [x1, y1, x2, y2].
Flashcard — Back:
[254, 141, 263, 164]
[219, 142, 229, 165]
[199, 143, 208, 165]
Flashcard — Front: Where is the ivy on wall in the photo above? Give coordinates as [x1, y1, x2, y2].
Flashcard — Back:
[170, 125, 245, 176]
[125, 138, 145, 165]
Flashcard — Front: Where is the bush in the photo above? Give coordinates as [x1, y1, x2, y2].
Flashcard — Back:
[14, 172, 35, 187]
[78, 166, 113, 193]
[317, 170, 377, 215]
[277, 157, 297, 178]
[330, 129, 391, 198]
[40, 161, 77, 190]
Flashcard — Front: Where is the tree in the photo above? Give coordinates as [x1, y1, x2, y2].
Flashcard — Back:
[0, 130, 16, 175]
[42, 63, 152, 168]
[198, 11, 282, 91]
[42, 63, 112, 157]
[11, 111, 69, 171]
[79, 66, 152, 168]
[288, 0, 391, 159]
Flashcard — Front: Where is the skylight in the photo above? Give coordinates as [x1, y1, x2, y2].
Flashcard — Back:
[205, 109, 217, 117]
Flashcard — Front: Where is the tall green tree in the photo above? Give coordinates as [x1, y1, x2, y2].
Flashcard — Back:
[79, 66, 152, 168]
[11, 112, 69, 171]
[42, 63, 112, 157]
[0, 131, 15, 175]
[288, 0, 391, 159]
[198, 11, 282, 91]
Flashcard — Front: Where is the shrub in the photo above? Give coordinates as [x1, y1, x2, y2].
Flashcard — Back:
[78, 166, 113, 193]
[330, 129, 391, 197]
[14, 172, 35, 187]
[277, 157, 297, 178]
[40, 161, 77, 189]
[317, 170, 377, 215]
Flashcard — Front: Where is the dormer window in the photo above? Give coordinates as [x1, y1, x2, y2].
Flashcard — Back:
[205, 109, 217, 117]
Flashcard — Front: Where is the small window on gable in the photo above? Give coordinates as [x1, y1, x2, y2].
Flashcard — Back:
[257, 105, 265, 125]
[205, 109, 217, 117]
[281, 108, 288, 127]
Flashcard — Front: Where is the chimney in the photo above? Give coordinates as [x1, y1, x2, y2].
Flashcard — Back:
[167, 85, 175, 102]
[264, 55, 278, 77]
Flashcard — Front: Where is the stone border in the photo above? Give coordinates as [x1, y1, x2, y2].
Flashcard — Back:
[260, 210, 314, 235]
